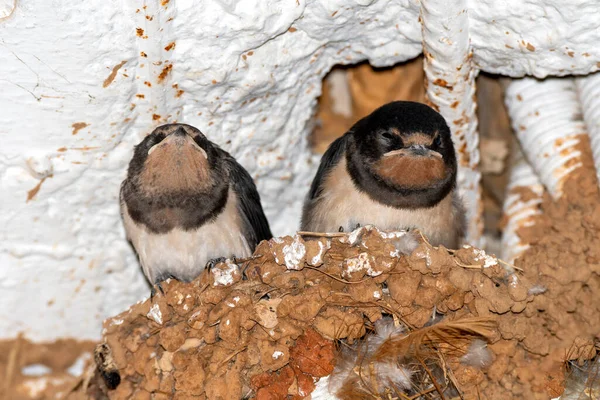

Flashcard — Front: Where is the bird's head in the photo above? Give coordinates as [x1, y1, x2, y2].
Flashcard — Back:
[347, 101, 457, 208]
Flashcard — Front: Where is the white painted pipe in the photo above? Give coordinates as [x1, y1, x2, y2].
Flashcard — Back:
[504, 78, 586, 198]
[501, 153, 544, 263]
[420, 0, 484, 247]
[575, 72, 600, 184]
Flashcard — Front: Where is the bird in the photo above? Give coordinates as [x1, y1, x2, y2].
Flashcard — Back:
[120, 123, 272, 288]
[301, 101, 465, 248]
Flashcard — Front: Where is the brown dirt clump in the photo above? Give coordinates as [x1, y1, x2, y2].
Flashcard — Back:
[495, 143, 600, 400]
[0, 336, 95, 400]
[94, 219, 595, 399]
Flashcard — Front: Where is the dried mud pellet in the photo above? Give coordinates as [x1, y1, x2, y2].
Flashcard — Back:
[402, 306, 433, 327]
[304, 238, 329, 267]
[271, 271, 305, 290]
[122, 325, 148, 353]
[278, 290, 324, 322]
[289, 329, 335, 377]
[472, 297, 492, 317]
[258, 261, 284, 284]
[159, 372, 175, 393]
[387, 270, 421, 306]
[346, 280, 381, 303]
[159, 322, 187, 352]
[142, 359, 160, 392]
[205, 352, 246, 399]
[133, 344, 155, 375]
[312, 307, 365, 341]
[510, 301, 527, 313]
[448, 268, 472, 291]
[218, 310, 243, 343]
[187, 303, 212, 330]
[173, 352, 205, 395]
[414, 287, 441, 309]
[254, 365, 295, 400]
[445, 291, 466, 311]
[130, 389, 151, 400]
[487, 354, 509, 382]
[255, 298, 281, 329]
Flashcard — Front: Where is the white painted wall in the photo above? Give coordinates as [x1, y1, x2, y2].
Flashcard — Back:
[0, 0, 598, 340]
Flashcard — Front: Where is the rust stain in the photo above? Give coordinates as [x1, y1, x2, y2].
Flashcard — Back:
[57, 147, 67, 152]
[103, 61, 126, 87]
[288, 27, 297, 32]
[568, 51, 575, 58]
[432, 78, 453, 91]
[136, 94, 145, 99]
[27, 175, 53, 203]
[71, 146, 100, 151]
[164, 42, 176, 51]
[172, 83, 184, 97]
[505, 44, 513, 49]
[516, 94, 523, 101]
[152, 114, 161, 121]
[161, 0, 170, 5]
[158, 64, 173, 82]
[136, 27, 145, 37]
[212, 80, 217, 84]
[597, 62, 600, 68]
[145, 15, 154, 21]
[526, 42, 535, 52]
[144, 81, 152, 87]
[247, 51, 254, 56]
[331, 10, 338, 17]
[450, 100, 459, 109]
[71, 122, 89, 135]
[140, 51, 148, 58]
[583, 52, 590, 57]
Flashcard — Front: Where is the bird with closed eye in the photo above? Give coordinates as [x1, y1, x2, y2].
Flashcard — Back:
[301, 101, 465, 248]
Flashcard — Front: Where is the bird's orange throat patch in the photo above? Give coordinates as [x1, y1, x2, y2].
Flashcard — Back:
[138, 144, 212, 196]
[374, 154, 447, 189]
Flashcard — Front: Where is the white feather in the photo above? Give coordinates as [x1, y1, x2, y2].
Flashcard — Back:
[560, 358, 600, 399]
[527, 284, 547, 295]
[460, 339, 492, 369]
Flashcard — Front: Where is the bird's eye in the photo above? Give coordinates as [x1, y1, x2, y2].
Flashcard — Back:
[432, 134, 443, 148]
[381, 132, 395, 140]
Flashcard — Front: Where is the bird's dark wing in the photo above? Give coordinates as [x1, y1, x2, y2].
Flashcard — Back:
[307, 134, 348, 201]
[223, 152, 273, 247]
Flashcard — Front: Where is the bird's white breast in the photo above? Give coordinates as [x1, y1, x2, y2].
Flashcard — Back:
[121, 189, 251, 284]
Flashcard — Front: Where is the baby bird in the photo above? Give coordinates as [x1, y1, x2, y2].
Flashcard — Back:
[120, 123, 272, 286]
[301, 101, 465, 248]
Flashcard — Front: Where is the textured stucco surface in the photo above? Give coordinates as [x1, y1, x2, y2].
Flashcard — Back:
[1, 0, 599, 340]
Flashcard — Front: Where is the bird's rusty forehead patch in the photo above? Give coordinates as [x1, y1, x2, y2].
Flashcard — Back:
[389, 129, 437, 147]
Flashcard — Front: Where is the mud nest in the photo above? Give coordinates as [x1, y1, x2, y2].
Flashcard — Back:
[90, 193, 600, 400]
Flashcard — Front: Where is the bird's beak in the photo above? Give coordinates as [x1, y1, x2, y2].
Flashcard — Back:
[148, 128, 208, 159]
[383, 145, 442, 159]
